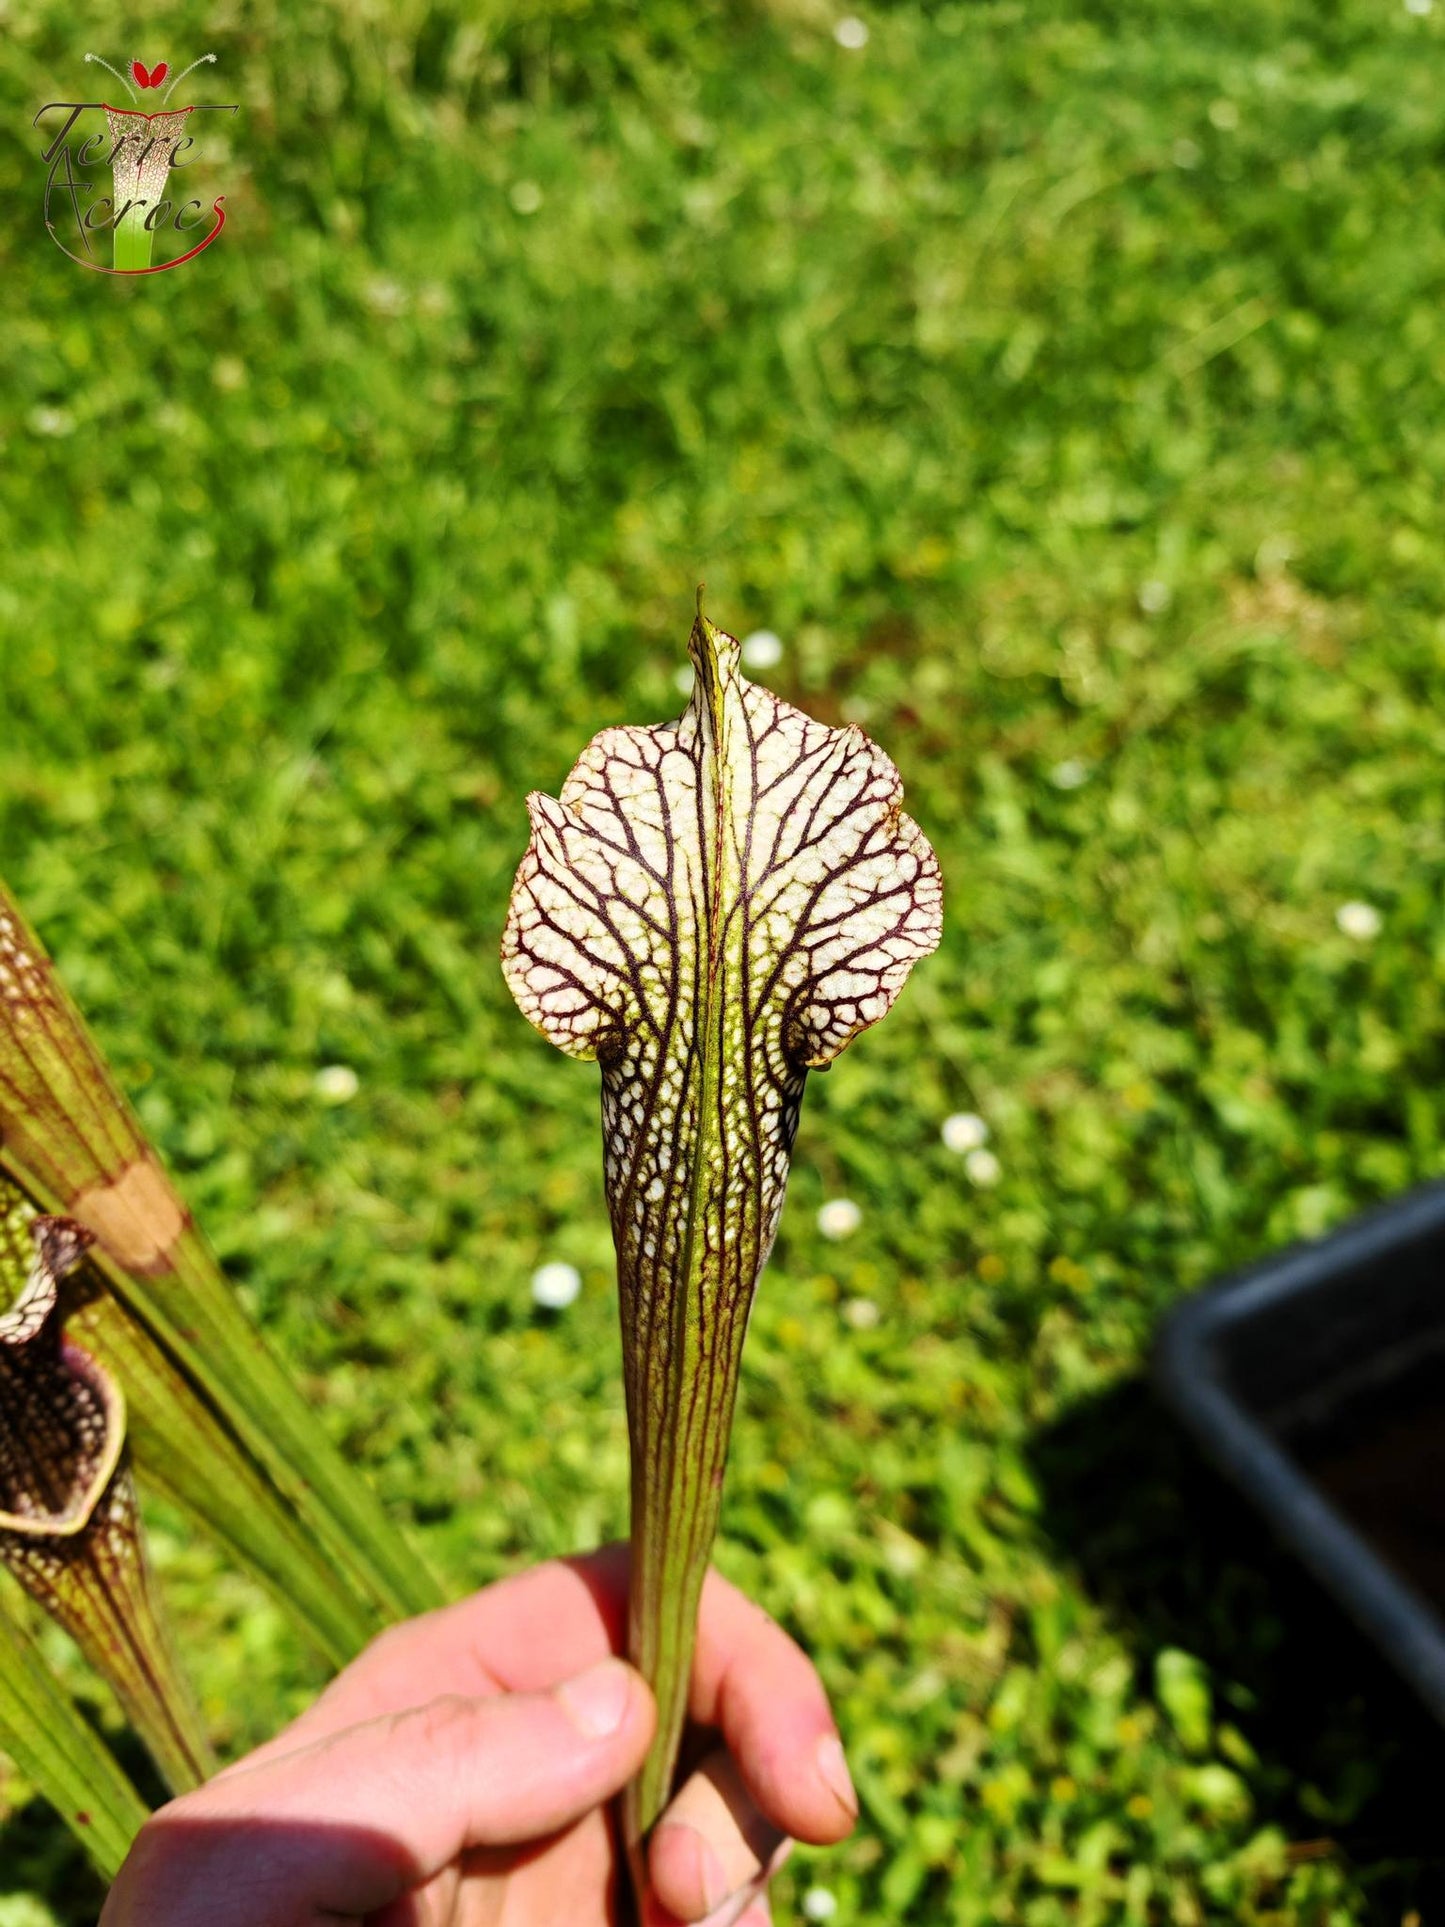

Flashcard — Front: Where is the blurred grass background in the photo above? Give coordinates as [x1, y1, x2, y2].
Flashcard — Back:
[2, 0, 1445, 1919]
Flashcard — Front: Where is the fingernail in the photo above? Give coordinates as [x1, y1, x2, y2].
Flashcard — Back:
[656, 1820, 729, 1914]
[558, 1658, 633, 1739]
[815, 1733, 858, 1819]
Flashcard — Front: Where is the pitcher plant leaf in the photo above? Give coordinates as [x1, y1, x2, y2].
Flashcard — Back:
[0, 882, 440, 1634]
[0, 1208, 212, 1792]
[502, 605, 941, 1883]
[1, 1169, 376, 1667]
[0, 1601, 151, 1881]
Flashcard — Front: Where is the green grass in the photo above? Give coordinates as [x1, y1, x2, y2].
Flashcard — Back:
[3, 0, 1445, 1919]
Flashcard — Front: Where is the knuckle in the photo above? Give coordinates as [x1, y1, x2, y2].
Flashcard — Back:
[403, 1691, 479, 1757]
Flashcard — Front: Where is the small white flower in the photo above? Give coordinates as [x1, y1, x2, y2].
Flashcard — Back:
[741, 630, 784, 671]
[964, 1148, 1001, 1187]
[314, 1064, 359, 1105]
[818, 1198, 862, 1240]
[531, 1261, 582, 1310]
[802, 1890, 839, 1923]
[361, 276, 407, 317]
[1254, 531, 1295, 580]
[942, 1112, 989, 1154]
[1336, 900, 1382, 941]
[1137, 579, 1172, 614]
[842, 1296, 880, 1330]
[833, 15, 869, 48]
[1050, 759, 1089, 791]
[510, 180, 544, 214]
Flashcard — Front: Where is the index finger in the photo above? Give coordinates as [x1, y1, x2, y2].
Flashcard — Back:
[231, 1543, 855, 1853]
[225, 1545, 633, 1771]
[683, 1567, 857, 1848]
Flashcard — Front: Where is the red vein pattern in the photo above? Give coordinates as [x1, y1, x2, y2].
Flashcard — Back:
[502, 609, 941, 1841]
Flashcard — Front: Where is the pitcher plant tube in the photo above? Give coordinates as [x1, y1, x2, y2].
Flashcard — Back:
[0, 1600, 151, 1881]
[503, 601, 942, 1904]
[0, 878, 441, 1872]
[0, 883, 438, 1640]
[0, 1208, 211, 1794]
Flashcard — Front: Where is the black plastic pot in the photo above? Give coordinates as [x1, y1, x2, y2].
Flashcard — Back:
[1153, 1180, 1445, 1727]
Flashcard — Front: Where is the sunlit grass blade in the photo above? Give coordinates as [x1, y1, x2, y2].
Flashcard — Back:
[0, 882, 441, 1632]
[0, 1216, 212, 1793]
[0, 1604, 151, 1881]
[502, 602, 942, 1906]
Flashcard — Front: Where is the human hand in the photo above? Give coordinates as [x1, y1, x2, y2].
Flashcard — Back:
[100, 1543, 857, 1926]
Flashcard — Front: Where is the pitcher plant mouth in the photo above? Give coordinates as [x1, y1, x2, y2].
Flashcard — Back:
[0, 1212, 212, 1792]
[0, 873, 442, 1876]
[502, 598, 942, 1913]
[0, 884, 439, 1648]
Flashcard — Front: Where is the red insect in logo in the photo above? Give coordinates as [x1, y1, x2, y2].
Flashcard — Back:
[130, 60, 169, 89]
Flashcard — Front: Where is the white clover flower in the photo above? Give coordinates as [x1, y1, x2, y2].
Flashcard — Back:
[941, 1111, 989, 1154]
[1336, 900, 1382, 942]
[803, 1890, 839, 1922]
[361, 277, 407, 317]
[314, 1064, 359, 1105]
[964, 1148, 1001, 1187]
[531, 1261, 582, 1310]
[1049, 759, 1089, 791]
[818, 1198, 862, 1240]
[1254, 531, 1296, 579]
[842, 1296, 880, 1330]
[29, 406, 74, 437]
[833, 15, 869, 48]
[509, 180, 544, 214]
[741, 630, 784, 670]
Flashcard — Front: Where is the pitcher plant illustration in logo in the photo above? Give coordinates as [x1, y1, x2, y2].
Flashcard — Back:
[34, 54, 237, 274]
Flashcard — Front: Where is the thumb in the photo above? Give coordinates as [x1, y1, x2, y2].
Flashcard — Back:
[102, 1658, 656, 1926]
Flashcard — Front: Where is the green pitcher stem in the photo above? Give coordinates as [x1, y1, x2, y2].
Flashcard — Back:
[113, 205, 152, 272]
[71, 1521, 215, 1792]
[621, 1312, 742, 1858]
[0, 1605, 150, 1881]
